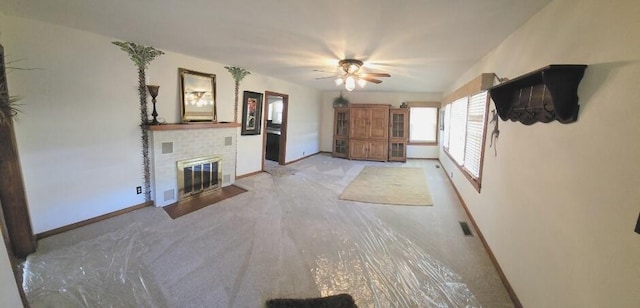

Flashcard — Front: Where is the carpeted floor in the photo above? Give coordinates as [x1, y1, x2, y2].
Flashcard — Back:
[264, 160, 297, 177]
[22, 154, 514, 307]
[339, 166, 433, 206]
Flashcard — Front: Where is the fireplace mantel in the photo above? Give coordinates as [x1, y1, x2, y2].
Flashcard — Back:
[148, 122, 240, 131]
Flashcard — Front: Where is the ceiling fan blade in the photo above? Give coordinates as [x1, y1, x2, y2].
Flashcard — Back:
[365, 72, 391, 78]
[361, 76, 383, 84]
[313, 69, 337, 73]
[315, 75, 337, 80]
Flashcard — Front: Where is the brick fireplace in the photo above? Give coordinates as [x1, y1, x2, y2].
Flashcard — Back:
[149, 123, 238, 207]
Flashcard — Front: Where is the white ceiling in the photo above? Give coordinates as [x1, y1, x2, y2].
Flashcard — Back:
[0, 0, 551, 93]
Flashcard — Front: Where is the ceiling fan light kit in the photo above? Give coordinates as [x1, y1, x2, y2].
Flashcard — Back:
[344, 76, 356, 91]
[325, 59, 390, 92]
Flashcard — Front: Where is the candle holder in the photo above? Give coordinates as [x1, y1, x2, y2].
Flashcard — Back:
[146, 85, 160, 125]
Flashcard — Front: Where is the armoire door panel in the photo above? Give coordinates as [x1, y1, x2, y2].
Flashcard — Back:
[368, 141, 389, 161]
[349, 108, 369, 139]
[369, 107, 389, 139]
[349, 139, 369, 160]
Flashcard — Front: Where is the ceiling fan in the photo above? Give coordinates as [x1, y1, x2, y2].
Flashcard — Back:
[315, 59, 391, 91]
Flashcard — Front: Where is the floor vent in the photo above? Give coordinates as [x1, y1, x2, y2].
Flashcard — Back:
[459, 221, 473, 236]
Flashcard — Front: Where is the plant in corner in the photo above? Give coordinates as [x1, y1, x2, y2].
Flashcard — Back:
[0, 60, 29, 126]
[112, 41, 164, 202]
[0, 86, 20, 127]
[224, 66, 251, 123]
[333, 92, 349, 107]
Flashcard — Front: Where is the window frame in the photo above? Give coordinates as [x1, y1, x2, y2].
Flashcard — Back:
[442, 91, 490, 192]
[406, 101, 440, 146]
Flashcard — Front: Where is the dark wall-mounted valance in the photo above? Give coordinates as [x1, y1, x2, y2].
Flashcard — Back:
[488, 65, 587, 125]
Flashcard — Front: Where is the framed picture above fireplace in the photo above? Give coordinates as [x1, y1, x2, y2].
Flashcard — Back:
[179, 68, 217, 122]
[241, 91, 263, 135]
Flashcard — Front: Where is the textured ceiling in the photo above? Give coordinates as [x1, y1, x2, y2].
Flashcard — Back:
[0, 0, 551, 92]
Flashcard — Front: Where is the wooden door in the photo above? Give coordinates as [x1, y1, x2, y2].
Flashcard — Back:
[369, 107, 389, 139]
[389, 108, 409, 162]
[333, 139, 348, 158]
[389, 109, 408, 139]
[368, 140, 389, 161]
[349, 139, 369, 160]
[349, 107, 369, 139]
[333, 108, 349, 137]
[332, 108, 349, 158]
[389, 142, 406, 161]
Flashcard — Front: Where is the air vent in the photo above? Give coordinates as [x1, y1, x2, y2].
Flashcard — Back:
[161, 142, 173, 154]
[225, 136, 233, 146]
[459, 221, 473, 236]
[163, 189, 175, 202]
[223, 174, 231, 184]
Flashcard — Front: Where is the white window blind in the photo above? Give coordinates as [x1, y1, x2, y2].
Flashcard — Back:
[448, 97, 468, 165]
[442, 91, 490, 186]
[409, 107, 438, 143]
[464, 91, 488, 178]
[443, 104, 451, 148]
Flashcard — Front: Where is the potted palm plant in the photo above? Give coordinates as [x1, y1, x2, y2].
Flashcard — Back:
[0, 88, 19, 126]
[0, 59, 20, 126]
[333, 92, 349, 107]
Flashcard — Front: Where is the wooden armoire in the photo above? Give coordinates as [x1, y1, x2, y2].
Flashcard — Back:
[332, 104, 408, 162]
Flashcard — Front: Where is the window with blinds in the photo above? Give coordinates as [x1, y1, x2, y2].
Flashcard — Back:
[409, 106, 438, 143]
[443, 104, 451, 149]
[448, 97, 468, 165]
[464, 92, 488, 178]
[443, 91, 489, 189]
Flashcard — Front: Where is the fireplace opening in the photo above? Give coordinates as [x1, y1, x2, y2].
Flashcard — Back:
[177, 156, 222, 200]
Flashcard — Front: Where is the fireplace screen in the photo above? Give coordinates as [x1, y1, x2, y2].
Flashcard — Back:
[177, 156, 222, 199]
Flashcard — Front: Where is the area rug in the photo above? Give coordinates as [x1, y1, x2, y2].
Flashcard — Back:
[266, 293, 357, 308]
[339, 166, 432, 206]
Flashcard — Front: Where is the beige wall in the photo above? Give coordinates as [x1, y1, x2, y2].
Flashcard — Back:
[0, 15, 321, 233]
[235, 72, 322, 174]
[441, 0, 640, 306]
[0, 239, 21, 307]
[320, 91, 442, 158]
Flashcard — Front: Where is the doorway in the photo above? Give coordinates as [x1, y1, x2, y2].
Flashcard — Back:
[262, 91, 289, 170]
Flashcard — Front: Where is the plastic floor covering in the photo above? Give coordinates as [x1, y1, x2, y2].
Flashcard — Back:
[21, 154, 513, 307]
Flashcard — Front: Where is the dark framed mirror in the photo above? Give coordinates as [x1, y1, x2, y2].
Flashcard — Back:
[178, 68, 217, 122]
